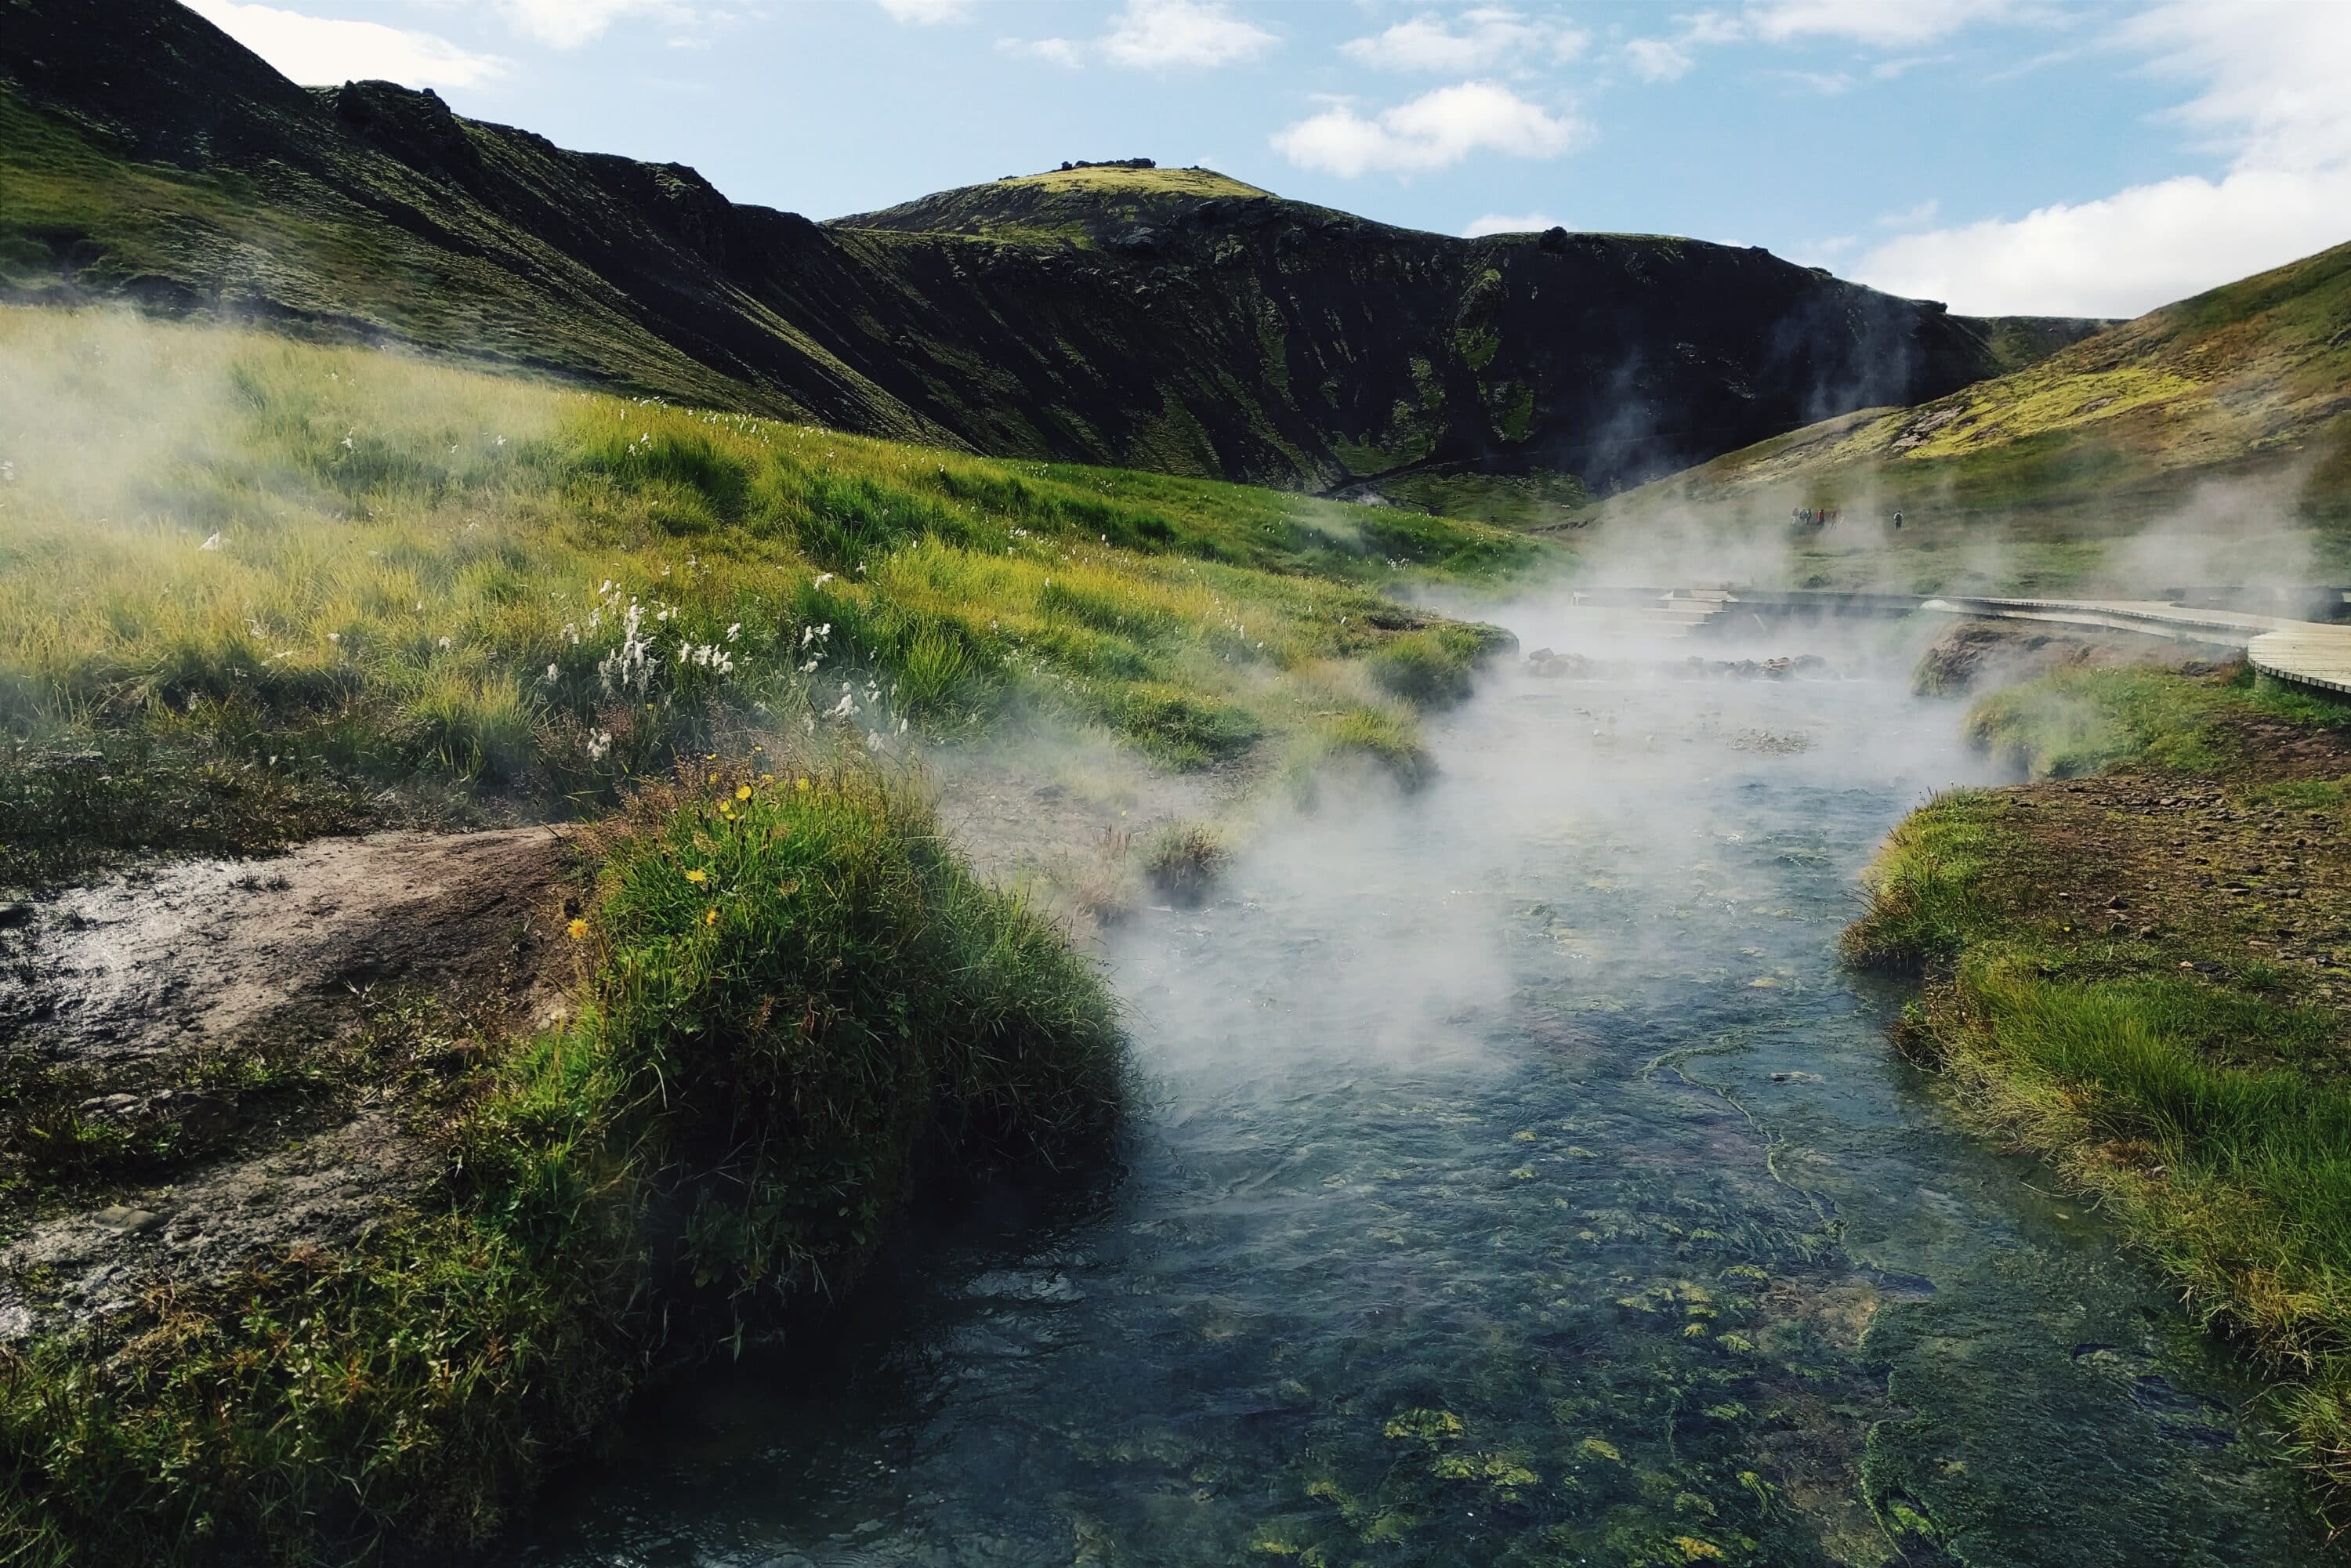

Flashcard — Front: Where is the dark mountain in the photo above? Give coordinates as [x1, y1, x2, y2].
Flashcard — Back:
[0, 0, 2102, 502]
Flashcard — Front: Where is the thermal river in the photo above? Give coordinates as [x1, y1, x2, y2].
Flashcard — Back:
[524, 601, 2318, 1566]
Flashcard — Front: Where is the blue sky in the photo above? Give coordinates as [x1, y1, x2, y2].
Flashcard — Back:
[186, 0, 2351, 319]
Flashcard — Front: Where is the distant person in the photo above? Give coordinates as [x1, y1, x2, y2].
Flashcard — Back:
[1893, 509, 1904, 531]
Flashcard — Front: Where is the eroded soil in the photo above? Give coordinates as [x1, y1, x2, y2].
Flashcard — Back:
[1965, 715, 2351, 1023]
[0, 827, 575, 1342]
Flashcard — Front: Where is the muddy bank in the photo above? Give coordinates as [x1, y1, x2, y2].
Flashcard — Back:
[0, 828, 573, 1344]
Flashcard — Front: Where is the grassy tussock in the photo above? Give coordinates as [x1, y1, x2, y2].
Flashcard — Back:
[0, 306, 1531, 884]
[1143, 820, 1227, 907]
[0, 766, 1121, 1565]
[1367, 623, 1518, 708]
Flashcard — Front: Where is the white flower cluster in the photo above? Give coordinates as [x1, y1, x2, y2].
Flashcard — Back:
[799, 621, 832, 672]
[585, 729, 614, 762]
[679, 640, 736, 675]
[597, 599, 657, 696]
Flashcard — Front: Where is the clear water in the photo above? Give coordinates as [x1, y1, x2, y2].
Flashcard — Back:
[519, 607, 2320, 1567]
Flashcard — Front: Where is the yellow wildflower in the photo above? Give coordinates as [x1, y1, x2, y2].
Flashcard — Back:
[685, 868, 708, 885]
[736, 784, 752, 800]
[704, 907, 719, 925]
[567, 918, 588, 940]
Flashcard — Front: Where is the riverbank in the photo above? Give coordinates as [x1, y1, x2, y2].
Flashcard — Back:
[0, 309, 1528, 1563]
[1846, 657, 2351, 1509]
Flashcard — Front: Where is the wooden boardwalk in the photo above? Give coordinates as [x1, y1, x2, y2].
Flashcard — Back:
[1592, 587, 2351, 700]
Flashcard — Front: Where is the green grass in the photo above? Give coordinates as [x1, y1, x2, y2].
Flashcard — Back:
[1846, 669, 2351, 1509]
[1143, 819, 1226, 907]
[1965, 664, 2351, 779]
[833, 164, 1277, 248]
[0, 766, 1121, 1565]
[0, 306, 1534, 885]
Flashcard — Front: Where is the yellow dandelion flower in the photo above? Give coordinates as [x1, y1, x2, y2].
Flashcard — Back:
[704, 907, 719, 925]
[736, 784, 752, 801]
[796, 777, 810, 791]
[567, 918, 589, 940]
[684, 868, 708, 885]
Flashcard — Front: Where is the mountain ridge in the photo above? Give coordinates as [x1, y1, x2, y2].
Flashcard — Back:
[0, 0, 2104, 506]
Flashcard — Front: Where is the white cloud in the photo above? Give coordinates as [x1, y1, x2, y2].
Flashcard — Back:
[1100, 0, 1277, 69]
[1340, 9, 1587, 74]
[1777, 68, 1853, 94]
[998, 35, 1085, 67]
[2125, 0, 2351, 172]
[1877, 197, 1940, 229]
[502, 0, 685, 49]
[998, 0, 1273, 71]
[1464, 212, 1563, 237]
[1621, 37, 1694, 82]
[1746, 0, 2020, 47]
[184, 0, 505, 88]
[1625, 0, 2012, 84]
[1273, 81, 1585, 179]
[1857, 168, 2351, 316]
[1855, 0, 2351, 316]
[875, 0, 975, 21]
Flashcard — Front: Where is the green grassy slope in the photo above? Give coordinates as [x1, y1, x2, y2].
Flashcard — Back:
[834, 162, 1278, 247]
[1596, 240, 2351, 590]
[0, 305, 1530, 886]
[0, 0, 2073, 511]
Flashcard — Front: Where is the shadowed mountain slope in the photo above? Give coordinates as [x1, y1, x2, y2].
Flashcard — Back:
[0, 0, 2099, 505]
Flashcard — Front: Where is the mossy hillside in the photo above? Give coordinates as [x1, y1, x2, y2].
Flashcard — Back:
[1598, 239, 2351, 590]
[1, 0, 2034, 509]
[831, 164, 1277, 248]
[0, 766, 1121, 1566]
[0, 306, 1533, 884]
[1845, 665, 2351, 1508]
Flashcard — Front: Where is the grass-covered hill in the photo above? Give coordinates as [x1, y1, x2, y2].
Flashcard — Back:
[0, 303, 1528, 889]
[1597, 239, 2351, 590]
[0, 0, 2096, 513]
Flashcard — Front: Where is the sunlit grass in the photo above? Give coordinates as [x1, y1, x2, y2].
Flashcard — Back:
[0, 306, 1535, 881]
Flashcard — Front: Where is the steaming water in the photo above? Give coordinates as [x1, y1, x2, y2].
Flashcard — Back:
[522, 606, 2319, 1566]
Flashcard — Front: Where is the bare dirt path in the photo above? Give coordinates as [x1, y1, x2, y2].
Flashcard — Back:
[0, 827, 575, 1342]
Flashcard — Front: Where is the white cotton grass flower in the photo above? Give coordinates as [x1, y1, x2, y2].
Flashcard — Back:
[198, 532, 222, 551]
[544, 663, 560, 683]
[585, 729, 613, 762]
[866, 731, 885, 751]
[813, 573, 834, 588]
[725, 623, 741, 643]
[437, 636, 452, 651]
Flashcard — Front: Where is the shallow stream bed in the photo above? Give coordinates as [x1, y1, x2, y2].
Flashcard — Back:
[522, 607, 2322, 1566]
